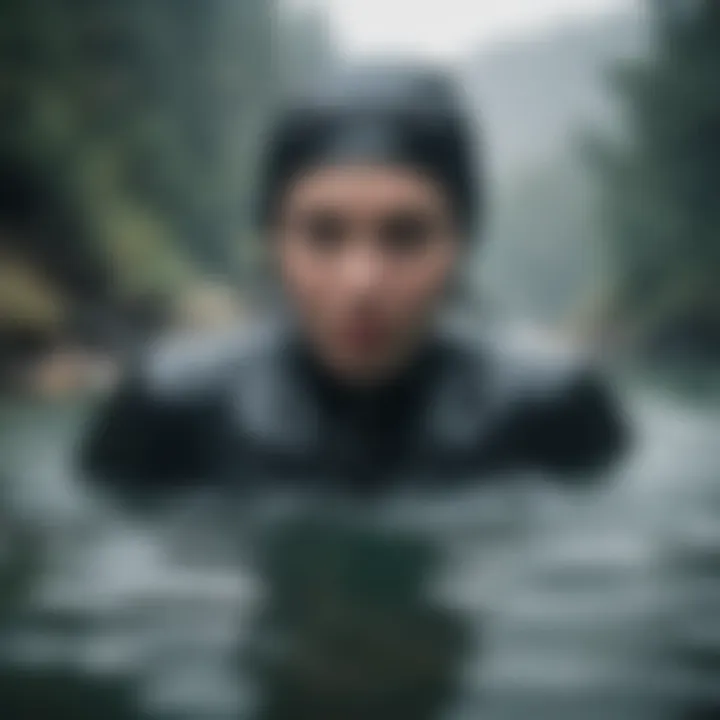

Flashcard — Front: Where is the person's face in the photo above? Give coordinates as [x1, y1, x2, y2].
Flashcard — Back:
[273, 164, 460, 383]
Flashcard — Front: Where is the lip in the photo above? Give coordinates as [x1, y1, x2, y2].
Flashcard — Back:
[336, 322, 391, 352]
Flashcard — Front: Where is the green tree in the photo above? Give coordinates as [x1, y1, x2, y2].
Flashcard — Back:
[1, 0, 335, 340]
[595, 0, 720, 359]
[1, 0, 282, 278]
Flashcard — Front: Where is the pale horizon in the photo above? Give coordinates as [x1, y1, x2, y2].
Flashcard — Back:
[288, 0, 636, 61]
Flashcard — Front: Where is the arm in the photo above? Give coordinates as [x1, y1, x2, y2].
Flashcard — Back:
[522, 366, 630, 479]
[79, 351, 224, 507]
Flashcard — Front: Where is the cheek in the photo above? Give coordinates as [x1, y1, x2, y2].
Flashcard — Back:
[278, 242, 339, 313]
[390, 245, 457, 312]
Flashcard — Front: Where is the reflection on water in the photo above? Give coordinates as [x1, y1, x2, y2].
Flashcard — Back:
[1, 391, 720, 719]
[244, 513, 467, 719]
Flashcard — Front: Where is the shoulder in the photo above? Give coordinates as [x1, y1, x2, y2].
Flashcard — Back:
[439, 318, 587, 400]
[443, 321, 629, 477]
[134, 322, 280, 403]
[79, 322, 281, 494]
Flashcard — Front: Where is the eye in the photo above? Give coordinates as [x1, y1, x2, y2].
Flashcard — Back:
[300, 212, 347, 251]
[380, 213, 435, 253]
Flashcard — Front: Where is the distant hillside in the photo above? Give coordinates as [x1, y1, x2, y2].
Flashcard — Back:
[462, 10, 650, 328]
[461, 10, 648, 183]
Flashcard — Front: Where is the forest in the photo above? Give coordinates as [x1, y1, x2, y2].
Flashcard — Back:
[0, 0, 332, 392]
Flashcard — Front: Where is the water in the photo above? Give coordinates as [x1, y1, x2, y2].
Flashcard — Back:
[1, 389, 719, 719]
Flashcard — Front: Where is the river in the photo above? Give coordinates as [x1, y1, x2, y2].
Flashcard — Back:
[1, 386, 719, 719]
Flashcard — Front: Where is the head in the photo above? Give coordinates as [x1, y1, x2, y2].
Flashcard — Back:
[260, 65, 482, 384]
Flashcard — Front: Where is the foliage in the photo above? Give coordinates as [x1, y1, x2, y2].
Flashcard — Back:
[594, 0, 720, 357]
[0, 0, 334, 343]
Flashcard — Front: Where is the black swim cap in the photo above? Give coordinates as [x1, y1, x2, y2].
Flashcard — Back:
[257, 64, 483, 236]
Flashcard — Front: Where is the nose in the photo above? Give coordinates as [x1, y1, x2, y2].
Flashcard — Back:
[338, 245, 386, 296]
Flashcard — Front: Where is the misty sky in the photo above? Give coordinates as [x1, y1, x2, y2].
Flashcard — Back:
[289, 0, 635, 59]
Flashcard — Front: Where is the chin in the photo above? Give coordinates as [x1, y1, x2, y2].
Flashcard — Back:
[329, 352, 399, 386]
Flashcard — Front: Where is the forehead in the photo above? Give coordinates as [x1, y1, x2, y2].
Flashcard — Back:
[283, 165, 450, 212]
